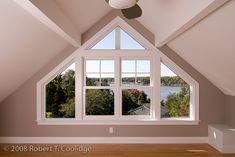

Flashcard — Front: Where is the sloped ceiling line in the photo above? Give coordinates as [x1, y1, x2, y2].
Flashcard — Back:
[13, 0, 81, 47]
[157, 0, 229, 47]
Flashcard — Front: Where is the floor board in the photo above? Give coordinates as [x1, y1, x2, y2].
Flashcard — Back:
[0, 144, 234, 157]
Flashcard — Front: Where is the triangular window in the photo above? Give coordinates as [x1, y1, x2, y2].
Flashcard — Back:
[91, 27, 145, 50]
[91, 29, 115, 49]
[120, 29, 145, 49]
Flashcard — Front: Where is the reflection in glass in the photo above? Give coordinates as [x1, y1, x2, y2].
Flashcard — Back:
[122, 89, 151, 115]
[86, 89, 114, 115]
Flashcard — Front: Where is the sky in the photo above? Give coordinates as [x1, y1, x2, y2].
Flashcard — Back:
[92, 27, 145, 50]
[63, 27, 176, 77]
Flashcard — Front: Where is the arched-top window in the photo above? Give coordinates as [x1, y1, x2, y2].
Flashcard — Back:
[37, 17, 199, 125]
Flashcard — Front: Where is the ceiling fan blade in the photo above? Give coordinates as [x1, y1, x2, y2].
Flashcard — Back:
[121, 4, 142, 19]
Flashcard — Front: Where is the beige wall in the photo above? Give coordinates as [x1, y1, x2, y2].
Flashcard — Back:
[225, 96, 235, 127]
[0, 14, 227, 137]
[160, 46, 226, 125]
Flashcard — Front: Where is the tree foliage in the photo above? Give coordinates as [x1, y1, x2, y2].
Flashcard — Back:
[161, 76, 185, 86]
[46, 69, 75, 118]
[46, 71, 189, 118]
[122, 89, 150, 115]
[162, 85, 190, 118]
[86, 89, 114, 115]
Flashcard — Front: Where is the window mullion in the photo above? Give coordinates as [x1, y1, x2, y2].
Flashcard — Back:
[115, 27, 121, 50]
[135, 60, 137, 84]
[99, 60, 101, 86]
[76, 55, 83, 120]
[115, 57, 121, 118]
[154, 54, 161, 121]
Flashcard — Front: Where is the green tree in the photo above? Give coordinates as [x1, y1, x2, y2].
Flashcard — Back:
[62, 70, 75, 99]
[163, 85, 190, 117]
[46, 75, 66, 118]
[60, 97, 75, 118]
[161, 76, 184, 86]
[86, 89, 114, 115]
[46, 69, 75, 118]
[122, 89, 150, 115]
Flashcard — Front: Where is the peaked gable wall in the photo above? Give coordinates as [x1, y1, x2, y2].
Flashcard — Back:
[0, 13, 226, 137]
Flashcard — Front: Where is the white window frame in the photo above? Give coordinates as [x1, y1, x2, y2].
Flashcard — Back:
[83, 57, 116, 120]
[159, 54, 200, 122]
[36, 16, 199, 125]
[120, 58, 153, 120]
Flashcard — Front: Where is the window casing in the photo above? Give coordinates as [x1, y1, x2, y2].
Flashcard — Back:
[37, 17, 199, 125]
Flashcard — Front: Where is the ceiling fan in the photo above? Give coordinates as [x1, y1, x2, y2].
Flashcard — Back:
[105, 0, 142, 19]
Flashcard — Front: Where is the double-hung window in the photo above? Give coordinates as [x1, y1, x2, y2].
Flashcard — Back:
[84, 59, 115, 117]
[121, 59, 152, 118]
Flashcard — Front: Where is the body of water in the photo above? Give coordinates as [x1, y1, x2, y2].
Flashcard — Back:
[161, 86, 181, 101]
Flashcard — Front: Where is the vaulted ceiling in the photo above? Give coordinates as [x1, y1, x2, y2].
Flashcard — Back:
[0, 0, 234, 102]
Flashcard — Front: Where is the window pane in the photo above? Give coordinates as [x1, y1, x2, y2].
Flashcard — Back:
[137, 74, 150, 86]
[137, 60, 150, 73]
[122, 74, 135, 85]
[122, 60, 135, 73]
[86, 74, 99, 86]
[120, 29, 145, 50]
[86, 60, 99, 72]
[86, 89, 114, 115]
[46, 63, 75, 118]
[161, 63, 176, 77]
[91, 29, 115, 49]
[101, 60, 114, 72]
[101, 74, 114, 86]
[161, 63, 190, 118]
[122, 89, 151, 115]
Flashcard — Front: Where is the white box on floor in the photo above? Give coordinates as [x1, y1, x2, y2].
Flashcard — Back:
[208, 124, 235, 153]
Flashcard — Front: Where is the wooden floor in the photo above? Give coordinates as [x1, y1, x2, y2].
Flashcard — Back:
[0, 144, 234, 157]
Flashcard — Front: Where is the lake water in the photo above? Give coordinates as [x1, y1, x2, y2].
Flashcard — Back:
[160, 86, 181, 101]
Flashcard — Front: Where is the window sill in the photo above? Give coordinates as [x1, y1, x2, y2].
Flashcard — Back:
[36, 119, 200, 125]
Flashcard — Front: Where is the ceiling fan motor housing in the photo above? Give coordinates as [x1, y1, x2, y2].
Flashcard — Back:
[109, 0, 137, 9]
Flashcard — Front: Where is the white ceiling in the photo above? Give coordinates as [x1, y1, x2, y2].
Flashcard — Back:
[0, 0, 234, 102]
[137, 0, 214, 45]
[55, 0, 112, 34]
[168, 0, 235, 95]
[0, 0, 69, 102]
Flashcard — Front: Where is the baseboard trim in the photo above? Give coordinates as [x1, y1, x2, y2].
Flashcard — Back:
[0, 137, 208, 144]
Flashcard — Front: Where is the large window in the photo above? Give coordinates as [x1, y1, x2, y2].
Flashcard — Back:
[37, 18, 199, 125]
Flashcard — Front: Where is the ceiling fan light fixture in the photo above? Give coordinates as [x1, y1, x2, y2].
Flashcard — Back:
[109, 0, 137, 9]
